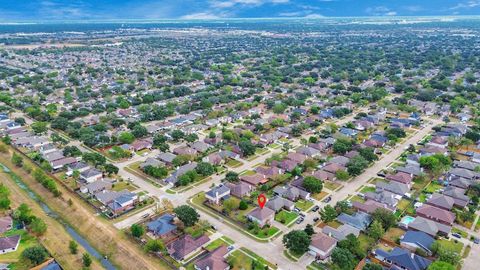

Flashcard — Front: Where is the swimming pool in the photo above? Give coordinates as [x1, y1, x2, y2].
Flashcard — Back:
[400, 215, 415, 226]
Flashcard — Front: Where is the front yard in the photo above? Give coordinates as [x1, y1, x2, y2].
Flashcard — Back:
[295, 200, 314, 211]
[275, 210, 299, 225]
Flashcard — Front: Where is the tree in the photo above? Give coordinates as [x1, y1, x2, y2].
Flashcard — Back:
[118, 132, 135, 144]
[225, 171, 239, 182]
[104, 163, 119, 175]
[331, 247, 356, 270]
[223, 198, 239, 214]
[196, 162, 215, 176]
[0, 183, 11, 209]
[336, 170, 350, 181]
[438, 249, 461, 266]
[131, 224, 145, 238]
[239, 200, 248, 210]
[69, 240, 78, 254]
[302, 176, 323, 193]
[171, 130, 185, 141]
[144, 239, 165, 252]
[30, 217, 47, 236]
[368, 220, 384, 240]
[320, 205, 338, 223]
[63, 146, 82, 157]
[282, 230, 311, 254]
[11, 152, 23, 167]
[358, 147, 378, 162]
[428, 261, 455, 270]
[371, 208, 397, 230]
[333, 138, 352, 154]
[363, 263, 383, 270]
[239, 139, 256, 157]
[21, 246, 47, 266]
[185, 133, 198, 143]
[82, 253, 92, 267]
[304, 224, 314, 236]
[174, 205, 199, 227]
[346, 155, 369, 176]
[31, 122, 48, 134]
[338, 234, 365, 259]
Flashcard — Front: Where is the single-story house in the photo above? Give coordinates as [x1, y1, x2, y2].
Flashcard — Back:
[205, 185, 230, 205]
[167, 234, 210, 261]
[247, 207, 275, 227]
[308, 232, 337, 260]
[147, 214, 177, 238]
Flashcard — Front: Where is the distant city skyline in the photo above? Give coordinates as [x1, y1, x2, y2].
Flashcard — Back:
[0, 0, 479, 22]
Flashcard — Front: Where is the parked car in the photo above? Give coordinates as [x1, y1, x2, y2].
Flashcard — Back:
[296, 217, 304, 224]
[299, 212, 305, 217]
[313, 217, 319, 222]
[227, 245, 235, 251]
[377, 172, 386, 177]
[311, 205, 320, 212]
[452, 233, 462, 239]
[473, 238, 479, 244]
[323, 196, 332, 203]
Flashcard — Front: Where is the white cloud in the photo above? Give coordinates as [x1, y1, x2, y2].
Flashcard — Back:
[365, 6, 397, 16]
[304, 13, 325, 18]
[180, 12, 223, 19]
[450, 0, 480, 10]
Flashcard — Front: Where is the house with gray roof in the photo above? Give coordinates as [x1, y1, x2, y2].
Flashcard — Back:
[273, 185, 310, 202]
[80, 168, 103, 183]
[157, 152, 177, 165]
[247, 207, 275, 227]
[376, 181, 410, 197]
[205, 185, 230, 205]
[0, 235, 20, 254]
[147, 214, 177, 238]
[408, 216, 451, 236]
[322, 224, 360, 241]
[337, 212, 371, 231]
[396, 164, 423, 177]
[426, 193, 454, 210]
[165, 162, 198, 185]
[442, 186, 469, 208]
[266, 196, 295, 212]
[400, 230, 435, 255]
[140, 157, 164, 169]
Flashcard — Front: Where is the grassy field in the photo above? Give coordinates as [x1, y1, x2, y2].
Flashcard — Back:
[359, 186, 376, 194]
[0, 146, 170, 270]
[295, 200, 314, 211]
[0, 161, 103, 269]
[275, 210, 299, 225]
[205, 238, 230, 251]
[312, 191, 329, 201]
[112, 180, 137, 191]
[382, 227, 405, 243]
[226, 159, 243, 168]
[324, 181, 341, 191]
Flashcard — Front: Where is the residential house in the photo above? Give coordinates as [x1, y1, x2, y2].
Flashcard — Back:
[194, 246, 229, 270]
[337, 212, 371, 231]
[190, 141, 212, 153]
[322, 224, 360, 241]
[0, 216, 12, 234]
[247, 207, 275, 227]
[0, 235, 20, 254]
[311, 170, 336, 181]
[365, 191, 399, 209]
[167, 234, 210, 261]
[205, 185, 230, 205]
[157, 152, 177, 166]
[308, 232, 337, 260]
[173, 146, 198, 156]
[442, 186, 469, 208]
[80, 168, 103, 183]
[385, 172, 413, 187]
[226, 182, 252, 198]
[80, 180, 112, 194]
[203, 153, 224, 166]
[376, 181, 410, 197]
[352, 200, 394, 214]
[400, 231, 435, 255]
[374, 247, 431, 270]
[416, 205, 455, 225]
[296, 146, 322, 158]
[426, 194, 454, 211]
[66, 162, 90, 176]
[240, 173, 268, 187]
[140, 157, 164, 169]
[147, 214, 177, 238]
[273, 185, 310, 201]
[265, 196, 294, 212]
[165, 162, 198, 185]
[396, 164, 423, 177]
[408, 216, 451, 236]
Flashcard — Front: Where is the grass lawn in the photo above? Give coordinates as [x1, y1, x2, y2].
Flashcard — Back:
[418, 193, 427, 203]
[220, 236, 235, 245]
[312, 191, 328, 201]
[463, 245, 471, 258]
[275, 210, 299, 225]
[325, 220, 342, 229]
[396, 199, 411, 212]
[452, 227, 469, 238]
[112, 181, 137, 192]
[248, 226, 280, 239]
[475, 218, 480, 232]
[295, 200, 314, 211]
[437, 239, 463, 254]
[358, 233, 376, 251]
[425, 182, 444, 193]
[268, 143, 281, 149]
[228, 249, 277, 270]
[240, 248, 277, 269]
[349, 195, 366, 203]
[205, 238, 230, 251]
[383, 227, 405, 242]
[360, 186, 376, 194]
[239, 170, 256, 176]
[246, 155, 259, 162]
[324, 181, 341, 191]
[226, 159, 243, 168]
[255, 148, 270, 155]
[369, 178, 388, 185]
[0, 229, 39, 262]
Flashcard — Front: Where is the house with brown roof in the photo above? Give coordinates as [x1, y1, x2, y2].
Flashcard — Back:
[416, 205, 455, 226]
[352, 200, 394, 214]
[240, 173, 268, 186]
[226, 182, 252, 198]
[167, 234, 210, 261]
[385, 172, 413, 187]
[311, 170, 336, 181]
[286, 152, 307, 163]
[255, 166, 282, 179]
[194, 246, 229, 270]
[323, 163, 346, 174]
[247, 207, 275, 227]
[308, 232, 337, 260]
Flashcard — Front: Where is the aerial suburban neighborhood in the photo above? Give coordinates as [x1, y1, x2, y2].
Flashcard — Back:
[0, 13, 480, 270]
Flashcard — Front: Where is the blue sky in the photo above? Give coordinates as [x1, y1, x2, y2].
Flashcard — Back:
[0, 0, 479, 21]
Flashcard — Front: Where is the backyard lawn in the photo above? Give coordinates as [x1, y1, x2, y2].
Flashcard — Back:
[396, 199, 412, 212]
[425, 182, 444, 193]
[383, 227, 405, 242]
[205, 238, 230, 251]
[295, 200, 314, 211]
[360, 186, 376, 194]
[275, 210, 299, 225]
[358, 233, 376, 251]
[0, 229, 39, 262]
[437, 239, 463, 254]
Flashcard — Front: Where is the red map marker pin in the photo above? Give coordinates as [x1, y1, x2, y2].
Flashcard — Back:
[258, 194, 266, 209]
